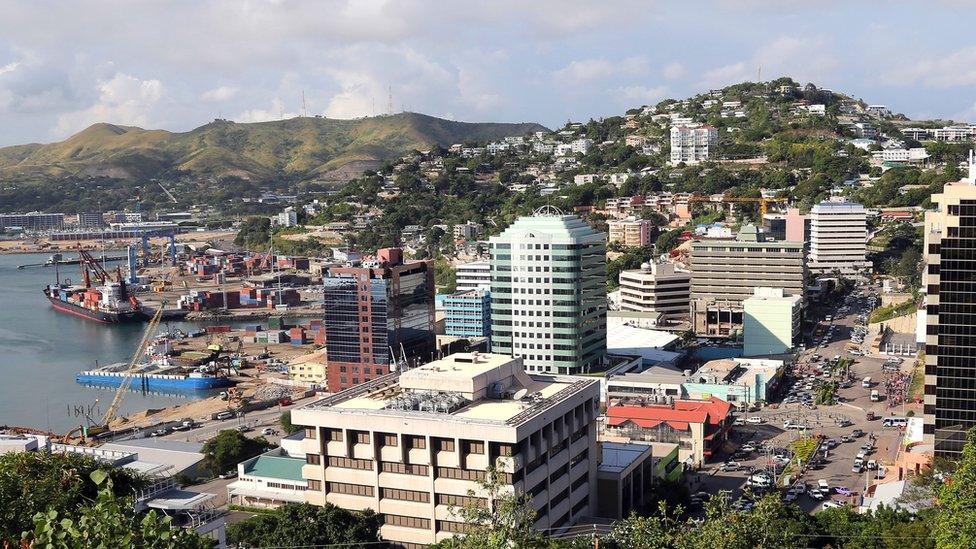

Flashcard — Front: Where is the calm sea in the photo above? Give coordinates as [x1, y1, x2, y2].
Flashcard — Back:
[0, 252, 223, 432]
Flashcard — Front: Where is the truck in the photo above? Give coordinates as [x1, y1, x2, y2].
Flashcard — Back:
[870, 390, 881, 402]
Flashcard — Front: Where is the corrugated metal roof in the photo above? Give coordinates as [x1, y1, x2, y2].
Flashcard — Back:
[244, 455, 306, 482]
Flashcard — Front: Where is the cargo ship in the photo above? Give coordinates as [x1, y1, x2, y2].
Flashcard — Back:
[76, 359, 234, 391]
[44, 250, 144, 323]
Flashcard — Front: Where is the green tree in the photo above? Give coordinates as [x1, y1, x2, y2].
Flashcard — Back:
[0, 451, 145, 543]
[279, 410, 295, 434]
[27, 470, 213, 549]
[935, 427, 976, 548]
[201, 429, 272, 476]
[227, 502, 380, 548]
[655, 229, 684, 255]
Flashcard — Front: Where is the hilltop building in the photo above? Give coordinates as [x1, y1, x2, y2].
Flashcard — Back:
[669, 124, 718, 166]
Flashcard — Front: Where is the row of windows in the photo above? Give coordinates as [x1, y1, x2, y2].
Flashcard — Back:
[328, 456, 373, 470]
[436, 493, 486, 508]
[381, 461, 429, 476]
[381, 487, 430, 503]
[384, 514, 430, 529]
[437, 520, 473, 534]
[268, 482, 306, 491]
[327, 482, 374, 497]
[436, 467, 486, 481]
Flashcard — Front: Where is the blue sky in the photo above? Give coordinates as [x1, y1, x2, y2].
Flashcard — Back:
[1, 1, 975, 146]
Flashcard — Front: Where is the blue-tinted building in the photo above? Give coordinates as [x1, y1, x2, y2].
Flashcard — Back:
[444, 288, 491, 341]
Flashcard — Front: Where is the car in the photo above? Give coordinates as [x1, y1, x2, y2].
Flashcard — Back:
[867, 460, 878, 470]
[808, 490, 825, 501]
[171, 423, 191, 432]
[784, 492, 798, 502]
[237, 425, 252, 433]
[837, 419, 853, 428]
[852, 429, 865, 438]
[746, 416, 764, 424]
[835, 487, 854, 496]
[692, 491, 712, 501]
[841, 435, 855, 443]
[722, 461, 742, 471]
[149, 428, 169, 437]
[734, 417, 745, 425]
[262, 427, 275, 436]
[822, 501, 844, 509]
[852, 462, 864, 474]
[860, 443, 875, 454]
[218, 470, 237, 479]
[818, 479, 830, 491]
[216, 411, 235, 421]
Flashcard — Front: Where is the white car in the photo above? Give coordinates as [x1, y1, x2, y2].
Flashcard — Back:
[746, 416, 765, 424]
[822, 501, 844, 509]
[818, 479, 830, 491]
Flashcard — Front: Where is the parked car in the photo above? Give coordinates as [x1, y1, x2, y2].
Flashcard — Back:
[747, 416, 765, 424]
[823, 501, 844, 509]
[218, 470, 237, 479]
[216, 410, 235, 421]
[835, 487, 854, 496]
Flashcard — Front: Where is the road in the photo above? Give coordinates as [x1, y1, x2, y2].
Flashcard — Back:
[695, 284, 918, 514]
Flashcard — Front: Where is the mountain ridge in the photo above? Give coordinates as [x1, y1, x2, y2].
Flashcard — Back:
[0, 113, 548, 182]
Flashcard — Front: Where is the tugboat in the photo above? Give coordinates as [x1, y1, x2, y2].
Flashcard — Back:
[44, 250, 144, 323]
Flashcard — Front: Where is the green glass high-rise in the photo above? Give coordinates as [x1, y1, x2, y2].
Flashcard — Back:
[489, 208, 607, 375]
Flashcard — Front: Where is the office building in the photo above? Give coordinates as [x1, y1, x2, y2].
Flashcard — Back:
[808, 197, 870, 275]
[683, 357, 785, 407]
[443, 288, 491, 340]
[923, 163, 976, 457]
[762, 208, 807, 242]
[690, 225, 805, 336]
[669, 124, 718, 165]
[322, 248, 435, 392]
[490, 209, 607, 375]
[77, 212, 105, 228]
[595, 442, 681, 519]
[455, 261, 491, 291]
[291, 352, 600, 548]
[742, 287, 803, 356]
[607, 217, 653, 247]
[618, 262, 691, 317]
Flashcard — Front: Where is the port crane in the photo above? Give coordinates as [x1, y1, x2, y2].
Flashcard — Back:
[84, 302, 167, 438]
[157, 181, 179, 204]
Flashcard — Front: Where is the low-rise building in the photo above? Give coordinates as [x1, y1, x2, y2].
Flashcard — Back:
[604, 396, 732, 467]
[443, 288, 491, 340]
[608, 217, 654, 248]
[228, 435, 309, 509]
[291, 352, 600, 547]
[683, 357, 785, 408]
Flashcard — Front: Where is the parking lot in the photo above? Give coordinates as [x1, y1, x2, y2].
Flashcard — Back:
[693, 285, 920, 514]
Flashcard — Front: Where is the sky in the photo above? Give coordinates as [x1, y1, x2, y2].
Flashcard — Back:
[1, 0, 976, 146]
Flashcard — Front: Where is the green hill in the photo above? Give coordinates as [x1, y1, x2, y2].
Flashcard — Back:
[0, 113, 547, 182]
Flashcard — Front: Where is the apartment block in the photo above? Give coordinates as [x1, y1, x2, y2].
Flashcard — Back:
[490, 211, 607, 375]
[669, 124, 718, 166]
[291, 352, 600, 548]
[808, 198, 871, 275]
[618, 262, 691, 317]
[455, 261, 491, 292]
[322, 248, 435, 392]
[923, 167, 976, 457]
[742, 287, 802, 356]
[607, 217, 653, 248]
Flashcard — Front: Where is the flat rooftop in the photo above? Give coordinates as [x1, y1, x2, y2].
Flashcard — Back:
[599, 442, 651, 474]
[305, 352, 596, 426]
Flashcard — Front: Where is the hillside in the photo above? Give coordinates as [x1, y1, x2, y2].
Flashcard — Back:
[0, 113, 548, 183]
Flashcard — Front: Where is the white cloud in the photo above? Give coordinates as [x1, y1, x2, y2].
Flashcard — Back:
[200, 85, 238, 102]
[698, 36, 837, 89]
[0, 61, 20, 76]
[552, 56, 649, 85]
[235, 97, 298, 123]
[662, 62, 685, 80]
[54, 72, 164, 136]
[613, 85, 669, 105]
[887, 46, 976, 88]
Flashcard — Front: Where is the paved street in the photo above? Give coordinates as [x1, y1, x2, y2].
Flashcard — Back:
[695, 284, 919, 514]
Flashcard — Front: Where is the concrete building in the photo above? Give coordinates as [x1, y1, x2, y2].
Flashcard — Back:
[690, 225, 805, 336]
[604, 396, 732, 466]
[683, 357, 785, 408]
[743, 287, 803, 356]
[762, 208, 807, 242]
[595, 442, 681, 519]
[227, 434, 308, 509]
[453, 222, 481, 241]
[77, 212, 105, 228]
[455, 261, 491, 291]
[618, 262, 691, 317]
[808, 197, 870, 275]
[490, 209, 607, 375]
[443, 288, 491, 340]
[277, 207, 298, 227]
[923, 163, 976, 457]
[288, 348, 328, 386]
[291, 352, 601, 548]
[607, 217, 653, 247]
[669, 124, 718, 166]
[0, 212, 65, 231]
[322, 248, 435, 392]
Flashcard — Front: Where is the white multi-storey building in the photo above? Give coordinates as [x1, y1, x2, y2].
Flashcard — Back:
[808, 198, 871, 275]
[669, 124, 718, 166]
[618, 262, 691, 317]
[291, 352, 600, 548]
[277, 207, 298, 227]
[455, 261, 491, 291]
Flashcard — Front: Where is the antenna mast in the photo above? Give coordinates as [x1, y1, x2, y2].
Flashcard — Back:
[301, 90, 307, 117]
[388, 85, 393, 115]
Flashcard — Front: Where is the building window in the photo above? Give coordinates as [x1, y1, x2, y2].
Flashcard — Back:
[381, 488, 430, 503]
[354, 431, 371, 444]
[437, 520, 473, 534]
[405, 435, 426, 449]
[383, 514, 430, 529]
[380, 433, 398, 447]
[307, 479, 322, 491]
[436, 493, 487, 508]
[435, 438, 456, 452]
[327, 482, 374, 497]
[306, 453, 321, 465]
[464, 440, 485, 455]
[325, 428, 343, 442]
[380, 461, 429, 476]
[436, 467, 487, 482]
[327, 456, 373, 470]
[304, 427, 317, 440]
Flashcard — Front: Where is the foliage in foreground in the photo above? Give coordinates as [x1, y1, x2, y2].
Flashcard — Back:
[201, 429, 272, 476]
[227, 502, 380, 548]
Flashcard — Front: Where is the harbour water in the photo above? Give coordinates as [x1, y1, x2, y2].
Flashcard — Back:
[0, 252, 218, 432]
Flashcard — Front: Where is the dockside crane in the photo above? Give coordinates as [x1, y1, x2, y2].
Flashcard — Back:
[84, 302, 167, 438]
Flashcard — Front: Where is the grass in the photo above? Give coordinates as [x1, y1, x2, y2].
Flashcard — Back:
[909, 352, 925, 402]
[781, 437, 819, 478]
[868, 299, 916, 324]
